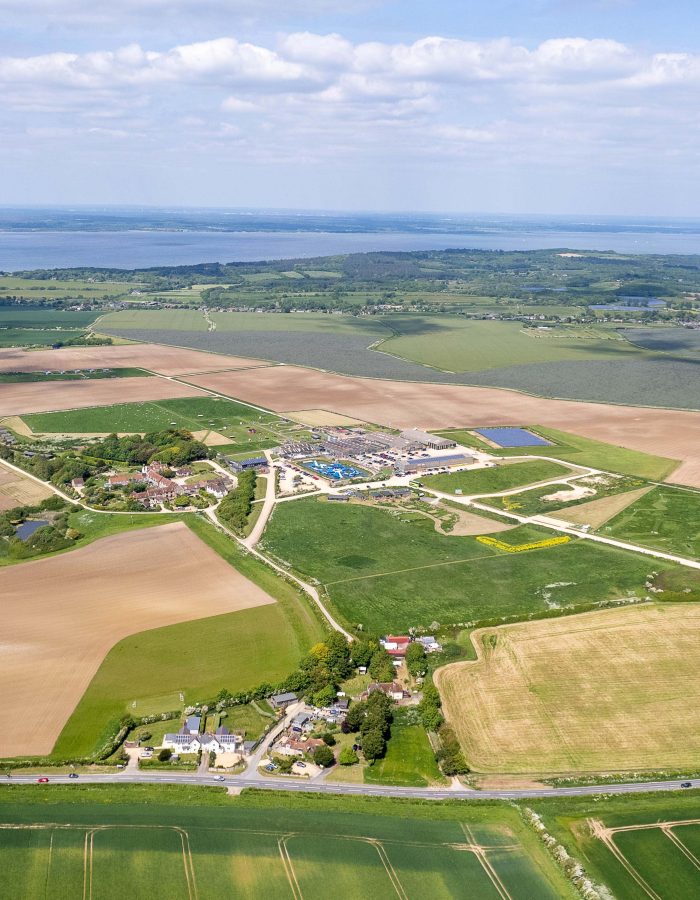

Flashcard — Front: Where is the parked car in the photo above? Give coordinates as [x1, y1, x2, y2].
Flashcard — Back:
[37, 777, 49, 783]
[296, 762, 306, 768]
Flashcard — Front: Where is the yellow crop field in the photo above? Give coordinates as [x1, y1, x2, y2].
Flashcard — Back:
[435, 604, 700, 774]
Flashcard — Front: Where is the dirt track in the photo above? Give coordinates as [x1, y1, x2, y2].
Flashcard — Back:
[0, 344, 269, 376]
[0, 522, 276, 757]
[187, 366, 700, 487]
[0, 376, 204, 416]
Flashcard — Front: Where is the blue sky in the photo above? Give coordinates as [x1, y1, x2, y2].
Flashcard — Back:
[1, 0, 699, 214]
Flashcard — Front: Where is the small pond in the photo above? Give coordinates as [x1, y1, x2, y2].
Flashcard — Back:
[15, 520, 49, 541]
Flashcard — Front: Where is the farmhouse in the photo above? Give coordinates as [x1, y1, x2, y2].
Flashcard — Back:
[107, 473, 143, 487]
[274, 737, 325, 757]
[381, 635, 410, 657]
[364, 682, 408, 702]
[161, 726, 242, 755]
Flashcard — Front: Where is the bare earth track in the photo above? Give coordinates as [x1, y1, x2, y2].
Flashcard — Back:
[0, 522, 276, 757]
[186, 366, 700, 487]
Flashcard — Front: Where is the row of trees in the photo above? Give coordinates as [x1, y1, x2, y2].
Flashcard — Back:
[418, 683, 469, 775]
[217, 470, 257, 534]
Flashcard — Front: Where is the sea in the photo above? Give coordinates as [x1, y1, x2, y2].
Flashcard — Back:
[1, 212, 700, 270]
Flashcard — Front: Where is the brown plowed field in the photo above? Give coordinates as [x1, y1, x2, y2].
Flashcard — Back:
[0, 344, 269, 376]
[186, 366, 700, 487]
[0, 459, 54, 510]
[0, 522, 276, 757]
[0, 376, 204, 416]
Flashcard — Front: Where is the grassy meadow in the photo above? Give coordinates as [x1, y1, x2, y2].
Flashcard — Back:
[0, 786, 574, 900]
[420, 459, 574, 495]
[262, 498, 677, 632]
[604, 485, 700, 560]
[364, 710, 446, 787]
[378, 318, 635, 373]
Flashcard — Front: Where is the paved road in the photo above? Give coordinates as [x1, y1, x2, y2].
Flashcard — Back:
[2, 771, 697, 801]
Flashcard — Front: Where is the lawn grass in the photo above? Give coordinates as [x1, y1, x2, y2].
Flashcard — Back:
[420, 459, 573, 495]
[220, 702, 274, 740]
[603, 484, 700, 560]
[364, 710, 445, 787]
[0, 786, 575, 900]
[262, 498, 680, 632]
[435, 425, 680, 480]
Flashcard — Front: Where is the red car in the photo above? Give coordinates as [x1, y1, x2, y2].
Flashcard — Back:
[37, 777, 49, 783]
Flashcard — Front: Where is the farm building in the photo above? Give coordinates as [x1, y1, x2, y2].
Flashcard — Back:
[227, 456, 268, 472]
[269, 691, 298, 709]
[363, 682, 409, 702]
[381, 635, 410, 657]
[400, 429, 457, 450]
[397, 453, 475, 475]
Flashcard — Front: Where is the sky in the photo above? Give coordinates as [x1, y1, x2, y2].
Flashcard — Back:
[1, 0, 699, 215]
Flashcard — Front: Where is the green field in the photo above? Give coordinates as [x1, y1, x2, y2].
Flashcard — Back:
[604, 485, 700, 560]
[364, 710, 445, 787]
[262, 498, 680, 632]
[0, 368, 145, 383]
[102, 307, 390, 336]
[490, 474, 647, 518]
[434, 425, 679, 480]
[539, 792, 700, 900]
[421, 459, 573, 495]
[0, 308, 99, 328]
[22, 395, 301, 454]
[52, 515, 324, 758]
[0, 786, 573, 899]
[378, 319, 637, 373]
[0, 276, 137, 300]
[0, 328, 88, 347]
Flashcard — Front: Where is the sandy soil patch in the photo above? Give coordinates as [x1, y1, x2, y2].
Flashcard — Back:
[0, 344, 269, 376]
[0, 460, 54, 510]
[440, 506, 514, 536]
[0, 522, 276, 757]
[556, 486, 654, 528]
[191, 429, 235, 447]
[542, 485, 595, 503]
[283, 409, 367, 427]
[435, 604, 700, 774]
[0, 376, 204, 416]
[185, 366, 700, 487]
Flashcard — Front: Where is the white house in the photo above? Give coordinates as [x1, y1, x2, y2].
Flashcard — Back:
[162, 726, 242, 754]
[417, 636, 442, 653]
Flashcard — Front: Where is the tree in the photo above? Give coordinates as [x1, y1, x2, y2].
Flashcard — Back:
[322, 732, 336, 746]
[369, 649, 394, 683]
[361, 728, 386, 761]
[158, 748, 172, 762]
[313, 745, 335, 768]
[338, 746, 359, 766]
[344, 703, 365, 732]
[405, 642, 426, 676]
[350, 640, 375, 669]
[311, 684, 336, 709]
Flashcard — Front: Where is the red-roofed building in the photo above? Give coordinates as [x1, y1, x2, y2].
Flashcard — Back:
[381, 636, 410, 657]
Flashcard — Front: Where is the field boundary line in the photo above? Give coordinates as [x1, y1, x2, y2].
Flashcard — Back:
[176, 827, 199, 900]
[278, 834, 304, 900]
[323, 550, 505, 585]
[589, 820, 662, 900]
[662, 827, 700, 870]
[460, 823, 512, 900]
[44, 830, 54, 899]
[607, 817, 700, 834]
